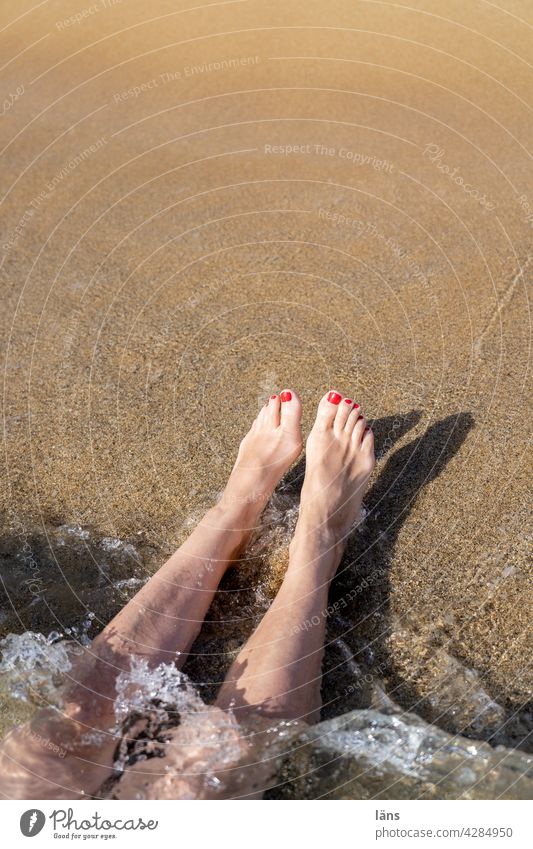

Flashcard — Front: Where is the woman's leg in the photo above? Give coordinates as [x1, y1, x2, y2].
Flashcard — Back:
[104, 392, 375, 800]
[0, 391, 303, 799]
[216, 391, 375, 724]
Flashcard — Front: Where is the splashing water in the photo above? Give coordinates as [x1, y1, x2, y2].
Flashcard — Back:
[0, 629, 531, 800]
[0, 514, 531, 799]
[0, 631, 73, 705]
[268, 709, 533, 800]
[107, 657, 282, 799]
[113, 656, 201, 727]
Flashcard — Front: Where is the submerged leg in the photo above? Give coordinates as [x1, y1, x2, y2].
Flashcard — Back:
[216, 391, 375, 724]
[95, 391, 303, 671]
[0, 391, 303, 799]
[105, 393, 375, 800]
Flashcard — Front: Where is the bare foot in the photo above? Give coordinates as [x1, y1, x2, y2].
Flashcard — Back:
[299, 390, 375, 545]
[218, 390, 303, 521]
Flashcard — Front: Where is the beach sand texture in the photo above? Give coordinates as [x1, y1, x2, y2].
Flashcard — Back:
[0, 0, 531, 749]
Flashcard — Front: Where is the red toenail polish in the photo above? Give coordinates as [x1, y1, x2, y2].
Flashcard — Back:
[345, 398, 353, 405]
[327, 391, 342, 404]
[270, 395, 277, 400]
[280, 391, 292, 402]
[353, 403, 360, 409]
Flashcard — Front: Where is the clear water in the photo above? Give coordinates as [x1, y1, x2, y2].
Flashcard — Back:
[0, 508, 531, 799]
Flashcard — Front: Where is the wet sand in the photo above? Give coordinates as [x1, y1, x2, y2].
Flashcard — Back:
[1, 0, 532, 746]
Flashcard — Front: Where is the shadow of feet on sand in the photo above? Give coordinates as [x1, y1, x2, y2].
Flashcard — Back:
[321, 411, 532, 752]
[322, 412, 473, 708]
[182, 412, 423, 697]
[3, 410, 529, 752]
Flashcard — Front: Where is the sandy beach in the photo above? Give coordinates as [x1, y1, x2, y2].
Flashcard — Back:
[0, 0, 531, 764]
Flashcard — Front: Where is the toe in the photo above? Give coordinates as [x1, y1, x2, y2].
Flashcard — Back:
[334, 396, 355, 433]
[352, 412, 366, 444]
[315, 389, 344, 430]
[279, 389, 302, 433]
[361, 425, 375, 470]
[344, 402, 362, 434]
[362, 425, 374, 454]
[265, 393, 281, 426]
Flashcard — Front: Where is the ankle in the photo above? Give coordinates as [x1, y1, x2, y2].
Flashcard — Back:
[295, 504, 347, 550]
[208, 498, 265, 534]
[288, 513, 345, 580]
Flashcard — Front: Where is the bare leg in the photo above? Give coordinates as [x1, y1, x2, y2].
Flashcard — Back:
[216, 391, 375, 724]
[0, 391, 302, 799]
[107, 392, 375, 800]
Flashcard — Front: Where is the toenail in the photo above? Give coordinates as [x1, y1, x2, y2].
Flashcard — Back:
[280, 391, 292, 402]
[353, 403, 360, 409]
[344, 398, 353, 405]
[270, 395, 277, 400]
[327, 391, 342, 405]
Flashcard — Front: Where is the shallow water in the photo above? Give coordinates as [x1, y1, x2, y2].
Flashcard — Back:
[268, 710, 533, 800]
[0, 502, 531, 799]
[1, 0, 532, 800]
[1, 633, 531, 800]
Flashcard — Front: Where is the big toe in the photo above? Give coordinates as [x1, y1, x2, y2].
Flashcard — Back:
[279, 389, 302, 435]
[314, 389, 344, 430]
